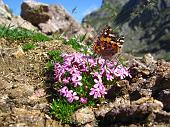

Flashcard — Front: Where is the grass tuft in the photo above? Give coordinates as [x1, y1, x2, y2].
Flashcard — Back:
[46, 50, 63, 71]
[0, 25, 51, 42]
[22, 43, 36, 51]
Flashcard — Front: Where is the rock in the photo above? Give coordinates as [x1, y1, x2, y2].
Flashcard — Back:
[45, 118, 67, 127]
[0, 107, 64, 127]
[82, 0, 129, 31]
[154, 111, 170, 124]
[12, 46, 25, 59]
[0, 77, 12, 91]
[94, 95, 130, 118]
[158, 89, 170, 111]
[102, 97, 163, 126]
[7, 83, 34, 99]
[143, 53, 157, 66]
[0, 0, 37, 31]
[84, 124, 94, 127]
[29, 88, 46, 99]
[72, 107, 96, 126]
[0, 16, 37, 31]
[4, 108, 45, 127]
[21, 1, 50, 26]
[152, 61, 170, 96]
[106, 80, 130, 99]
[0, 94, 10, 112]
[14, 75, 29, 83]
[10, 16, 37, 31]
[21, 1, 94, 39]
[0, 0, 12, 19]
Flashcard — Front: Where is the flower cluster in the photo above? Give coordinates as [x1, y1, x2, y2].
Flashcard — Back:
[59, 86, 79, 103]
[54, 53, 131, 103]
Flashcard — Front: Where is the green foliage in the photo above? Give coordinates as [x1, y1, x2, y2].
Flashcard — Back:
[50, 73, 97, 124]
[0, 25, 51, 42]
[46, 50, 63, 71]
[51, 90, 96, 124]
[118, 56, 128, 66]
[63, 35, 85, 51]
[79, 33, 87, 43]
[32, 32, 51, 42]
[48, 50, 63, 63]
[64, 37, 81, 51]
[51, 33, 66, 41]
[49, 52, 131, 124]
[63, 34, 93, 55]
[22, 43, 36, 51]
[51, 98, 78, 124]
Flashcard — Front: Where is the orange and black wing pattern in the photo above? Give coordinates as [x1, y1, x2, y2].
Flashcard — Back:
[93, 26, 124, 57]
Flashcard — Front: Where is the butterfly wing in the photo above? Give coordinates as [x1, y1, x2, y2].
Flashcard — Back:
[93, 26, 124, 57]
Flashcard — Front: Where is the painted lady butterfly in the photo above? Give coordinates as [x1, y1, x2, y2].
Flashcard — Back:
[93, 26, 124, 57]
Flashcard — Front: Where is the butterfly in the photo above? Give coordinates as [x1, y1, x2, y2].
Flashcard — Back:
[93, 26, 124, 57]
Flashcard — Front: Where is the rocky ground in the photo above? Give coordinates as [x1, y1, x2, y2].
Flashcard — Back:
[0, 0, 170, 127]
[0, 38, 75, 126]
[0, 36, 170, 127]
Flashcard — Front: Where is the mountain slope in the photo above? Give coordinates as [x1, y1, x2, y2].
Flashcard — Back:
[82, 0, 170, 61]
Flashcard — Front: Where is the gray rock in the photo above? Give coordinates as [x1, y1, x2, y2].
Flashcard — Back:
[103, 97, 163, 126]
[72, 107, 96, 126]
[0, 0, 37, 31]
[7, 84, 34, 99]
[0, 0, 12, 19]
[94, 95, 130, 118]
[21, 1, 50, 26]
[21, 1, 94, 39]
[0, 78, 12, 91]
[152, 64, 170, 96]
[158, 89, 170, 111]
[4, 108, 45, 127]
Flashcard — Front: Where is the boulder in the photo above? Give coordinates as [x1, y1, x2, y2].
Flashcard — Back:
[103, 97, 164, 126]
[21, 1, 94, 39]
[0, 0, 37, 31]
[0, 0, 12, 19]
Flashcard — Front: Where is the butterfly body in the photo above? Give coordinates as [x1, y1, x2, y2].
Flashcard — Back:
[93, 26, 124, 57]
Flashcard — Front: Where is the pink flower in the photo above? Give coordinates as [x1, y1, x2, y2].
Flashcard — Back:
[63, 77, 70, 84]
[59, 87, 79, 103]
[106, 73, 114, 81]
[54, 53, 131, 103]
[58, 86, 69, 97]
[80, 97, 88, 104]
[67, 91, 79, 103]
[89, 79, 107, 98]
[97, 58, 105, 66]
[91, 72, 102, 81]
[88, 58, 97, 67]
[69, 66, 79, 74]
[99, 65, 107, 75]
[71, 73, 82, 87]
[113, 66, 131, 79]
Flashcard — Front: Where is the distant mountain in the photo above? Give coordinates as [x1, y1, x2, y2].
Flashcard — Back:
[82, 0, 129, 32]
[82, 0, 170, 61]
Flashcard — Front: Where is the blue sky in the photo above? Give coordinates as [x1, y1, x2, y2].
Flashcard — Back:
[3, 0, 102, 22]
